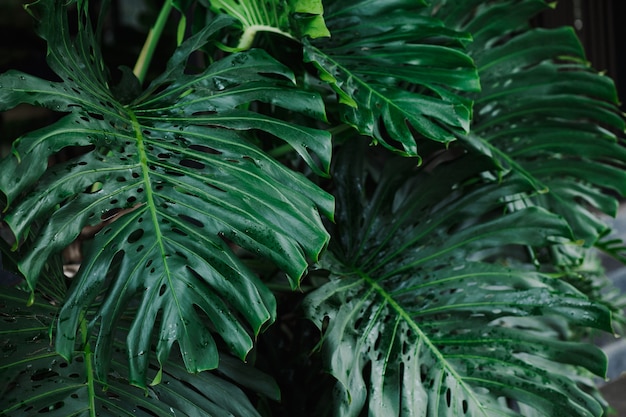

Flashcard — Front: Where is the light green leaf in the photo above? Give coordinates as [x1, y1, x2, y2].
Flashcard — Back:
[305, 143, 612, 417]
[304, 0, 479, 157]
[208, 0, 330, 49]
[0, 1, 332, 386]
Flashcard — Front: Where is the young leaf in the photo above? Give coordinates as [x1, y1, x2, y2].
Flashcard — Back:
[304, 0, 480, 158]
[305, 143, 612, 417]
[0, 1, 333, 386]
[207, 0, 330, 49]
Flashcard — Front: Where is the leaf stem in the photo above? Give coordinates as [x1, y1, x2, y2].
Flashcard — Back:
[237, 25, 295, 50]
[81, 318, 97, 417]
[133, 0, 174, 84]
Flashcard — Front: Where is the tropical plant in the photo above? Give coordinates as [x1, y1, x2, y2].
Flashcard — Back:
[1, 0, 625, 416]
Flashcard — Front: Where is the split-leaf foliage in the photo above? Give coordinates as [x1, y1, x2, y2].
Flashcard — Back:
[0, 0, 625, 416]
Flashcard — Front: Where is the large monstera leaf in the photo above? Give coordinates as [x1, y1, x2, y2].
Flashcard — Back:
[432, 0, 626, 247]
[0, 287, 279, 416]
[0, 1, 332, 385]
[305, 144, 613, 417]
[303, 0, 480, 158]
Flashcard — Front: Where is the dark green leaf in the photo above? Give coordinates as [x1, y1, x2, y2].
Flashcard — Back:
[305, 144, 612, 417]
[432, 0, 626, 246]
[0, 1, 332, 386]
[0, 288, 275, 416]
[304, 0, 479, 157]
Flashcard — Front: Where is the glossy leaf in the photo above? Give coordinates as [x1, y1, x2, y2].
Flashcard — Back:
[0, 288, 277, 416]
[305, 144, 612, 417]
[0, 1, 332, 386]
[303, 0, 479, 157]
[433, 0, 626, 246]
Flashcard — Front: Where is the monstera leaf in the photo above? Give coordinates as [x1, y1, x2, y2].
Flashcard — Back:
[432, 0, 626, 247]
[304, 143, 613, 417]
[207, 0, 330, 49]
[0, 287, 279, 416]
[303, 0, 480, 158]
[0, 1, 332, 386]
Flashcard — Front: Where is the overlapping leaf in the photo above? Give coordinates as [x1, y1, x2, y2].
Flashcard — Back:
[0, 1, 333, 385]
[0, 288, 278, 416]
[431, 0, 626, 247]
[303, 0, 480, 158]
[207, 0, 330, 48]
[305, 144, 613, 417]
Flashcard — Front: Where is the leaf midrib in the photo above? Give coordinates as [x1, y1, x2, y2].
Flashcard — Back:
[128, 109, 189, 342]
[358, 269, 491, 417]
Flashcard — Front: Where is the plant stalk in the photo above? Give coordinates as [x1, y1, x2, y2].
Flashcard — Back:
[133, 1, 174, 84]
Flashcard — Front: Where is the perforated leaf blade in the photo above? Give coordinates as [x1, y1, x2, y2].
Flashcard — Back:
[304, 0, 479, 157]
[0, 1, 332, 385]
[0, 288, 276, 417]
[433, 0, 626, 246]
[304, 144, 612, 417]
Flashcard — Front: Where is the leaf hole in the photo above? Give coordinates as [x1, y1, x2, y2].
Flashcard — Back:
[127, 229, 144, 243]
[420, 364, 428, 382]
[159, 284, 166, 295]
[189, 144, 221, 154]
[180, 159, 206, 170]
[178, 214, 204, 228]
[171, 227, 188, 237]
[87, 112, 104, 121]
[101, 207, 121, 221]
[164, 169, 184, 177]
[38, 401, 64, 413]
[31, 368, 59, 381]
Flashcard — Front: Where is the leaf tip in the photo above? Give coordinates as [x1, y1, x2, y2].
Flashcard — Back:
[150, 366, 163, 386]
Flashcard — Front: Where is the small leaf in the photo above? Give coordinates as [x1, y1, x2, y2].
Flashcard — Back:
[208, 0, 330, 49]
